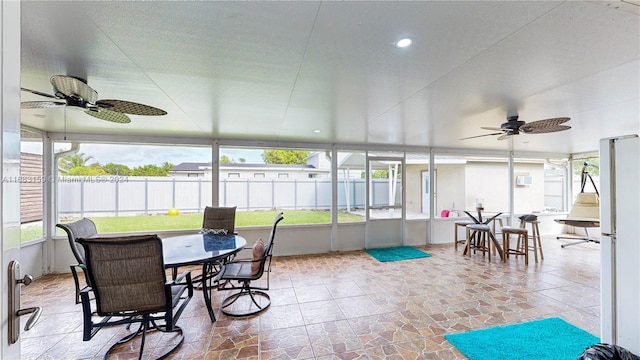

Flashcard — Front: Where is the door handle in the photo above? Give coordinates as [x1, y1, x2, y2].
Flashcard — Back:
[17, 307, 42, 331]
[8, 260, 42, 344]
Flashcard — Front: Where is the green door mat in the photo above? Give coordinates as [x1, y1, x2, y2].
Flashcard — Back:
[365, 246, 432, 262]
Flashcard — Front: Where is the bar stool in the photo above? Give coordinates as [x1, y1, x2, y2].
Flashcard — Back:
[465, 224, 493, 261]
[520, 218, 544, 262]
[491, 217, 504, 237]
[454, 220, 473, 251]
[501, 226, 529, 265]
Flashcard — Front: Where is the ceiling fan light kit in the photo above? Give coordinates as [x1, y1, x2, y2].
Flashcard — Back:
[461, 115, 571, 141]
[21, 75, 167, 124]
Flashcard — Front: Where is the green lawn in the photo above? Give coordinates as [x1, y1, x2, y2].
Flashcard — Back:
[22, 210, 364, 243]
[21, 225, 43, 243]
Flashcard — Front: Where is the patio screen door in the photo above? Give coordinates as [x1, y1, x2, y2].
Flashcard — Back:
[365, 155, 404, 249]
[2, 3, 23, 357]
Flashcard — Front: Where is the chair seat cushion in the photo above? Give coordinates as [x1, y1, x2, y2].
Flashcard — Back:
[501, 226, 528, 234]
[455, 220, 473, 225]
[467, 224, 491, 231]
[221, 262, 255, 280]
[519, 214, 538, 222]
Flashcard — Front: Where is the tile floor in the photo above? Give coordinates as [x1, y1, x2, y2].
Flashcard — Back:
[20, 235, 601, 359]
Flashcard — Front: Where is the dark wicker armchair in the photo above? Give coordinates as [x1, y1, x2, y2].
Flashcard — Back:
[56, 218, 98, 304]
[215, 212, 283, 317]
[202, 206, 237, 234]
[170, 206, 238, 283]
[78, 234, 193, 360]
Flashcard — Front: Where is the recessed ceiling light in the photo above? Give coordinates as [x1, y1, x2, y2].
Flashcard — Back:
[313, 129, 321, 133]
[396, 38, 412, 48]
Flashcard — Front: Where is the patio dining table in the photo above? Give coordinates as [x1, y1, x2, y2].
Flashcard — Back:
[162, 233, 247, 322]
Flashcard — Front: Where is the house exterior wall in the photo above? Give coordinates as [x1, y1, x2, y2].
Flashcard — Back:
[464, 162, 510, 212]
[395, 161, 547, 217]
[20, 152, 43, 223]
[405, 164, 428, 213]
[435, 164, 466, 216]
[306, 152, 331, 170]
[513, 162, 545, 213]
[461, 161, 545, 214]
[220, 168, 323, 179]
[171, 165, 328, 179]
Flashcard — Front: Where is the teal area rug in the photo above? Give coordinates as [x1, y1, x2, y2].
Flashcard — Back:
[365, 246, 431, 262]
[445, 317, 599, 360]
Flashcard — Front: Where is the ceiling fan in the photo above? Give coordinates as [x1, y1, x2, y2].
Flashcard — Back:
[21, 75, 167, 124]
[461, 115, 571, 140]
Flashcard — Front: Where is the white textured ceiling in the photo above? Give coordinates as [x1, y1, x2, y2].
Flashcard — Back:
[20, 1, 640, 154]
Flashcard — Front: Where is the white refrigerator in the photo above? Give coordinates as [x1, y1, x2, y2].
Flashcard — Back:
[600, 134, 640, 355]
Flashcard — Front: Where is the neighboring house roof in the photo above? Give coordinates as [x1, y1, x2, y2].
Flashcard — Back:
[223, 163, 317, 170]
[170, 162, 211, 171]
[170, 162, 318, 172]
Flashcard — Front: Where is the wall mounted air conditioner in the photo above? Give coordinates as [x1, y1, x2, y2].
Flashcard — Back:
[516, 175, 533, 186]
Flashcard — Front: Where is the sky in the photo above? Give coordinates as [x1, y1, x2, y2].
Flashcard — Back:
[21, 141, 266, 167]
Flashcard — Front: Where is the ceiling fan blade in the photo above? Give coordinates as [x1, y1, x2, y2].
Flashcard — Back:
[84, 109, 131, 124]
[460, 132, 504, 140]
[522, 124, 571, 134]
[50, 75, 98, 104]
[21, 101, 65, 109]
[519, 117, 570, 133]
[21, 87, 59, 99]
[96, 99, 167, 116]
[497, 133, 513, 140]
[480, 126, 507, 132]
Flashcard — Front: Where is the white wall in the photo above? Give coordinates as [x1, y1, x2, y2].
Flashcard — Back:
[406, 220, 428, 246]
[336, 223, 366, 252]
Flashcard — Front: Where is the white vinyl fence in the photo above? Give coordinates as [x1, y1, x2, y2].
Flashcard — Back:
[58, 176, 400, 217]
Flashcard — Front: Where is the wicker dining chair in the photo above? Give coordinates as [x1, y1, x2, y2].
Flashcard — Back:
[77, 234, 193, 360]
[56, 218, 98, 304]
[215, 212, 284, 317]
[202, 206, 237, 234]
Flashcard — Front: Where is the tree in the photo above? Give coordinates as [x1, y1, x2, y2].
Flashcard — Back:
[360, 169, 401, 179]
[262, 150, 309, 165]
[573, 157, 599, 176]
[131, 164, 168, 176]
[161, 162, 175, 173]
[220, 155, 232, 164]
[66, 164, 108, 176]
[102, 163, 132, 176]
[58, 152, 95, 174]
[239, 158, 246, 163]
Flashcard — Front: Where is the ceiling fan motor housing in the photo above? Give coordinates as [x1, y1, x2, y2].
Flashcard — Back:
[502, 116, 525, 134]
[62, 93, 90, 109]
